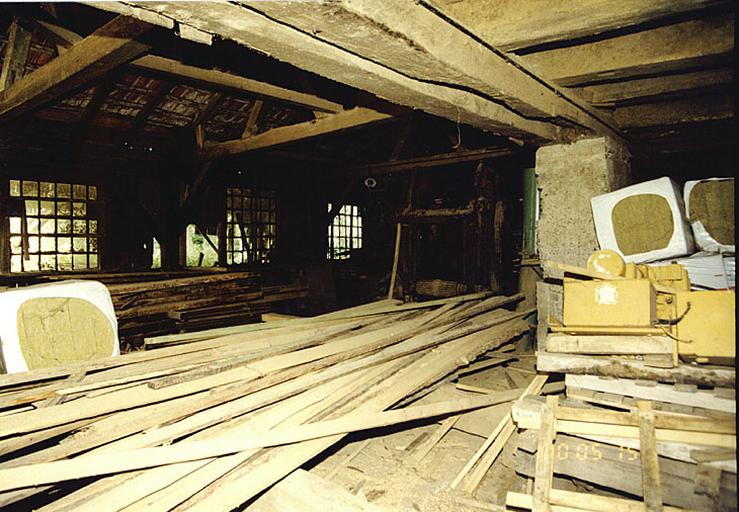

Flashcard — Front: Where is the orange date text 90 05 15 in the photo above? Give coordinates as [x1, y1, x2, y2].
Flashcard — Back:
[554, 442, 641, 462]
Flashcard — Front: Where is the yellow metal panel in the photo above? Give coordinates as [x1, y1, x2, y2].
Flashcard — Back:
[676, 290, 735, 362]
[563, 279, 656, 328]
[643, 263, 691, 291]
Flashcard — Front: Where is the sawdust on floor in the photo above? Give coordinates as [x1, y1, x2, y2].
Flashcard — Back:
[309, 342, 538, 511]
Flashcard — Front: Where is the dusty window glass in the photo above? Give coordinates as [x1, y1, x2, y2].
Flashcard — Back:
[327, 204, 363, 260]
[225, 187, 276, 264]
[8, 179, 100, 272]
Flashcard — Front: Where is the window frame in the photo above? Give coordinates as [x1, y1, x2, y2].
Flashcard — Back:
[7, 178, 101, 273]
[225, 187, 277, 265]
[327, 203, 363, 260]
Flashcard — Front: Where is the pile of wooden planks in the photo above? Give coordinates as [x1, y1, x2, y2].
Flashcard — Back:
[522, 261, 737, 510]
[507, 392, 736, 511]
[0, 292, 532, 511]
[1, 270, 309, 351]
[106, 272, 308, 350]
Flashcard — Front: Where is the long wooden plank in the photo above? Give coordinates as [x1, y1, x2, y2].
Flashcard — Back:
[0, 388, 531, 491]
[200, 107, 391, 159]
[513, 398, 736, 435]
[132, 55, 343, 113]
[350, 147, 513, 177]
[637, 401, 663, 512]
[0, 16, 152, 122]
[546, 334, 674, 355]
[614, 95, 734, 129]
[565, 374, 736, 414]
[507, 489, 689, 512]
[409, 414, 460, 464]
[532, 395, 557, 512]
[450, 374, 548, 490]
[387, 223, 402, 299]
[584, 68, 735, 107]
[537, 352, 735, 387]
[427, 0, 728, 52]
[159, 318, 530, 511]
[512, 402, 735, 448]
[521, 15, 734, 86]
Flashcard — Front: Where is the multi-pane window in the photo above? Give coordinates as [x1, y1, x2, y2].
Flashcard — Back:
[226, 187, 276, 264]
[8, 179, 99, 272]
[327, 204, 363, 260]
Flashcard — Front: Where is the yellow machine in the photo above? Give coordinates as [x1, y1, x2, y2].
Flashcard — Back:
[560, 250, 735, 363]
[673, 290, 735, 363]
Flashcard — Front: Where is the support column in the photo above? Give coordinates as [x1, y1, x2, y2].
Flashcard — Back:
[534, 137, 630, 352]
[535, 136, 631, 270]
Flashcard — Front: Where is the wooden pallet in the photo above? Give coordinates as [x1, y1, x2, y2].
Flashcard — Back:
[507, 395, 736, 512]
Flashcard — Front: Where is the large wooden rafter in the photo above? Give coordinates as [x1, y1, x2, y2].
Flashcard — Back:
[33, 20, 344, 114]
[425, 0, 730, 52]
[200, 107, 393, 160]
[0, 18, 33, 92]
[0, 16, 153, 122]
[520, 14, 734, 87]
[581, 69, 734, 107]
[245, 0, 621, 135]
[84, 1, 569, 142]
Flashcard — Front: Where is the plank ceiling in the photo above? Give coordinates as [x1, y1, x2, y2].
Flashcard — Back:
[0, 1, 735, 166]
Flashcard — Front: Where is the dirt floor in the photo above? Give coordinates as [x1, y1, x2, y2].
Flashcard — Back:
[307, 336, 541, 511]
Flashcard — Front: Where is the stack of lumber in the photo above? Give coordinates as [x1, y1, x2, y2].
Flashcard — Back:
[506, 391, 736, 511]
[0, 292, 532, 511]
[106, 272, 308, 350]
[1, 270, 308, 351]
[1, 269, 229, 288]
[519, 260, 738, 510]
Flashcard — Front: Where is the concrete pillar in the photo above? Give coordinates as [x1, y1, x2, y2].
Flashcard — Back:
[535, 136, 631, 270]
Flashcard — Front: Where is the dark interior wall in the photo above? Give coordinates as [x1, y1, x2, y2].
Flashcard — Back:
[1, 114, 531, 309]
[320, 153, 531, 304]
[0, 121, 335, 278]
[0, 122, 175, 274]
[631, 145, 736, 186]
[216, 156, 330, 267]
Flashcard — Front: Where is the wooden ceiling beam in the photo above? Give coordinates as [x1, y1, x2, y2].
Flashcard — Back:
[614, 94, 734, 129]
[190, 91, 223, 129]
[0, 16, 152, 123]
[130, 56, 344, 113]
[427, 0, 730, 52]
[241, 99, 264, 138]
[0, 18, 33, 92]
[349, 146, 513, 177]
[86, 1, 563, 142]
[200, 107, 392, 160]
[71, 74, 120, 153]
[521, 14, 734, 87]
[124, 78, 172, 137]
[32, 19, 345, 115]
[582, 69, 734, 107]
[241, 1, 618, 137]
